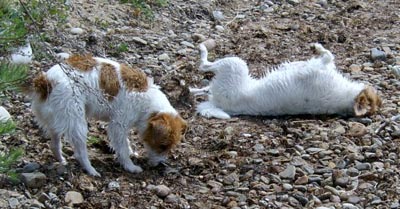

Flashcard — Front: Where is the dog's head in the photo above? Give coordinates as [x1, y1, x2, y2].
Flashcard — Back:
[142, 112, 187, 166]
[354, 86, 382, 116]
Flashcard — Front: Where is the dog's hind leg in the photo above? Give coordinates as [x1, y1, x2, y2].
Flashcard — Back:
[66, 118, 101, 176]
[197, 101, 231, 119]
[58, 100, 100, 176]
[313, 43, 334, 65]
[189, 86, 210, 96]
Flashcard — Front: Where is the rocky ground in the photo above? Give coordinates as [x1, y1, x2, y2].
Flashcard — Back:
[1, 0, 400, 208]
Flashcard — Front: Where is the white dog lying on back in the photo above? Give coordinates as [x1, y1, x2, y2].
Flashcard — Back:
[25, 54, 187, 176]
[191, 43, 381, 119]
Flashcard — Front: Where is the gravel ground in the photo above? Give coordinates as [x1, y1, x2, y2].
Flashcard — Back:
[1, 0, 400, 208]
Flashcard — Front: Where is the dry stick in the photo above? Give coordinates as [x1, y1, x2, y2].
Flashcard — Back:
[375, 114, 400, 135]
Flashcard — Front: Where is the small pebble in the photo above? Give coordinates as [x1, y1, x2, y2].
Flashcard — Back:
[70, 27, 84, 35]
[131, 37, 148, 45]
[107, 181, 120, 191]
[212, 11, 225, 21]
[8, 198, 19, 209]
[370, 48, 386, 61]
[158, 53, 170, 61]
[279, 165, 296, 179]
[215, 25, 224, 32]
[64, 191, 83, 206]
[22, 162, 40, 173]
[342, 203, 359, 209]
[202, 39, 216, 51]
[154, 185, 171, 198]
[282, 183, 293, 191]
[192, 33, 206, 42]
[164, 194, 179, 203]
[355, 162, 371, 171]
[295, 175, 309, 185]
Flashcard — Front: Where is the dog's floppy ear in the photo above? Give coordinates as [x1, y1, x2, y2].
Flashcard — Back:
[354, 86, 382, 116]
[149, 116, 169, 137]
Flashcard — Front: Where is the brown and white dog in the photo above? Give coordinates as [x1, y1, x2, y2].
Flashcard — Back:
[25, 54, 187, 176]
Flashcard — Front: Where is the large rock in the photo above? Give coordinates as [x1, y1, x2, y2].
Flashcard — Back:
[21, 172, 47, 188]
[65, 191, 84, 206]
[370, 48, 386, 61]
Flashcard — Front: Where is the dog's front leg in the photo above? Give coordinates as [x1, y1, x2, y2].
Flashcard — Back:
[197, 101, 231, 119]
[108, 121, 143, 173]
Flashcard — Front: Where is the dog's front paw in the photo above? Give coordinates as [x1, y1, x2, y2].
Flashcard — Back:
[85, 166, 101, 177]
[123, 161, 143, 173]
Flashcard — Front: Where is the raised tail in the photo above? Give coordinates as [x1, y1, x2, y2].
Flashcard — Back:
[199, 43, 212, 71]
[313, 43, 334, 65]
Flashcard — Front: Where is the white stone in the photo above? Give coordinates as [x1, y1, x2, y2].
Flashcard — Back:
[215, 25, 224, 32]
[8, 198, 19, 209]
[56, 52, 70, 60]
[70, 27, 84, 35]
[389, 65, 400, 78]
[154, 185, 171, 198]
[11, 42, 33, 64]
[180, 41, 195, 48]
[158, 53, 170, 61]
[212, 11, 225, 21]
[0, 106, 11, 123]
[131, 36, 148, 45]
[65, 191, 84, 206]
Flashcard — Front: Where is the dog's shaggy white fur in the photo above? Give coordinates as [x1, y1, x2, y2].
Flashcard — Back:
[26, 55, 187, 176]
[191, 43, 381, 119]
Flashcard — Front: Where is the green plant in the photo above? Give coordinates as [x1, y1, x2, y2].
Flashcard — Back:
[0, 62, 28, 92]
[87, 136, 101, 145]
[0, 0, 67, 55]
[0, 120, 16, 135]
[120, 0, 168, 19]
[0, 148, 23, 181]
[117, 43, 129, 53]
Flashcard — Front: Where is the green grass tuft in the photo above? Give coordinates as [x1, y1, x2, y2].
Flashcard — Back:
[120, 0, 168, 19]
[0, 148, 23, 182]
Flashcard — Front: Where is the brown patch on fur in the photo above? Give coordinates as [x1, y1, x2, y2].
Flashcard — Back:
[354, 86, 382, 116]
[143, 112, 187, 154]
[66, 54, 97, 72]
[99, 63, 120, 101]
[120, 64, 148, 92]
[32, 73, 52, 101]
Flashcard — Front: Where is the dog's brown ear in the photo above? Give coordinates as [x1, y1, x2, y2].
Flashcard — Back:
[149, 117, 169, 137]
[354, 86, 382, 116]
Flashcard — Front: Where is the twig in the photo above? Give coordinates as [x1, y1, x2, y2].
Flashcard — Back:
[375, 114, 400, 134]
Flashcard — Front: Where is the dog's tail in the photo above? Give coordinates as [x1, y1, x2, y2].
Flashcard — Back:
[199, 43, 209, 64]
[198, 42, 216, 72]
[313, 43, 334, 65]
[21, 73, 53, 102]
